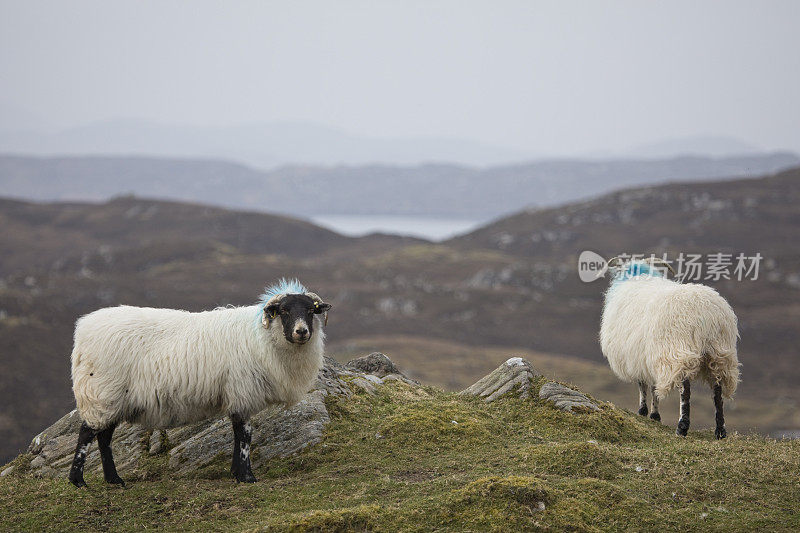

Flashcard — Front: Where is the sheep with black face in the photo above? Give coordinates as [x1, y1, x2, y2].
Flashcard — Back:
[68, 279, 331, 487]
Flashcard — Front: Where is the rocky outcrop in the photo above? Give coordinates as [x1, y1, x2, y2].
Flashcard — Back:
[18, 353, 602, 480]
[538, 382, 599, 413]
[22, 354, 415, 479]
[347, 352, 404, 378]
[461, 357, 599, 413]
[460, 357, 541, 402]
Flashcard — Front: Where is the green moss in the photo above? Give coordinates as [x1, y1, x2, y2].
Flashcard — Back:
[377, 404, 491, 448]
[130, 452, 171, 482]
[187, 451, 233, 480]
[1, 453, 33, 477]
[2, 383, 799, 532]
[264, 504, 383, 533]
[524, 442, 623, 480]
[456, 475, 550, 507]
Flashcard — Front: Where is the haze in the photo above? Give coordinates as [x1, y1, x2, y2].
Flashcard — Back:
[1, 0, 799, 161]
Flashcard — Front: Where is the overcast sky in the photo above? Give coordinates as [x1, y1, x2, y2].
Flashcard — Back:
[1, 1, 799, 156]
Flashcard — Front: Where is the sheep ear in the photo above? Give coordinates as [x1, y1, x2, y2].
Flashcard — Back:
[264, 304, 280, 326]
[313, 302, 331, 314]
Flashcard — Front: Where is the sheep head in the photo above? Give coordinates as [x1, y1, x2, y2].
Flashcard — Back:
[261, 291, 331, 345]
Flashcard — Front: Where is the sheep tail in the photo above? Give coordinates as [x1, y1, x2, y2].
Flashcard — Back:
[653, 347, 705, 400]
[653, 346, 740, 400]
[704, 346, 740, 399]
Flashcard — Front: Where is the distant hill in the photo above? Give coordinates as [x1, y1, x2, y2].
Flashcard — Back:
[1, 167, 799, 462]
[451, 165, 800, 263]
[1, 152, 798, 219]
[0, 119, 526, 168]
[0, 196, 358, 276]
[627, 135, 761, 159]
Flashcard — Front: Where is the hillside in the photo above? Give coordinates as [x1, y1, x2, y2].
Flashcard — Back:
[1, 167, 799, 463]
[1, 356, 798, 532]
[0, 195, 423, 276]
[1, 152, 797, 218]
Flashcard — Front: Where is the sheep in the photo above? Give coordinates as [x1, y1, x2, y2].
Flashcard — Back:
[67, 278, 331, 487]
[599, 257, 739, 438]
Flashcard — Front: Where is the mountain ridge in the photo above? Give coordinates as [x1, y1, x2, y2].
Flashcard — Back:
[1, 151, 797, 219]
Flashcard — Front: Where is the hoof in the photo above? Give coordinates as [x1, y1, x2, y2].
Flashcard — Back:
[106, 476, 126, 487]
[233, 467, 258, 483]
[649, 412, 661, 422]
[676, 420, 689, 437]
[715, 427, 727, 440]
[69, 477, 87, 488]
[637, 406, 649, 416]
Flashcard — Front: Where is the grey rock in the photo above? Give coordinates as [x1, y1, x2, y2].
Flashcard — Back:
[1, 466, 14, 477]
[362, 374, 384, 385]
[345, 352, 401, 377]
[250, 391, 330, 469]
[148, 430, 164, 455]
[167, 418, 232, 472]
[28, 409, 82, 454]
[539, 382, 600, 413]
[460, 357, 541, 402]
[381, 373, 419, 386]
[350, 376, 378, 395]
[17, 354, 415, 479]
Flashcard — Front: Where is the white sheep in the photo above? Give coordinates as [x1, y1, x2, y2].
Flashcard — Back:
[68, 278, 331, 487]
[599, 257, 739, 438]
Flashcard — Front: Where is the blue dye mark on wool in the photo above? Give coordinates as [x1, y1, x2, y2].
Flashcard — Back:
[258, 278, 308, 308]
[255, 278, 308, 324]
[611, 261, 665, 285]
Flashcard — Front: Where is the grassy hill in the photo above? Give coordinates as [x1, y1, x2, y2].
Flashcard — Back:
[1, 376, 798, 532]
[327, 336, 798, 438]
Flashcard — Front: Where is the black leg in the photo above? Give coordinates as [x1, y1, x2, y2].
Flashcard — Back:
[68, 422, 98, 488]
[97, 423, 125, 486]
[231, 434, 241, 477]
[714, 384, 727, 439]
[649, 385, 661, 422]
[676, 380, 691, 436]
[231, 414, 257, 483]
[637, 381, 649, 416]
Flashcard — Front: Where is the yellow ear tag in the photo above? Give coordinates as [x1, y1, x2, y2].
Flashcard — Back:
[263, 309, 277, 329]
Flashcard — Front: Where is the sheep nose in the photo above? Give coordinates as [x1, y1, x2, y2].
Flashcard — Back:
[295, 327, 308, 336]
